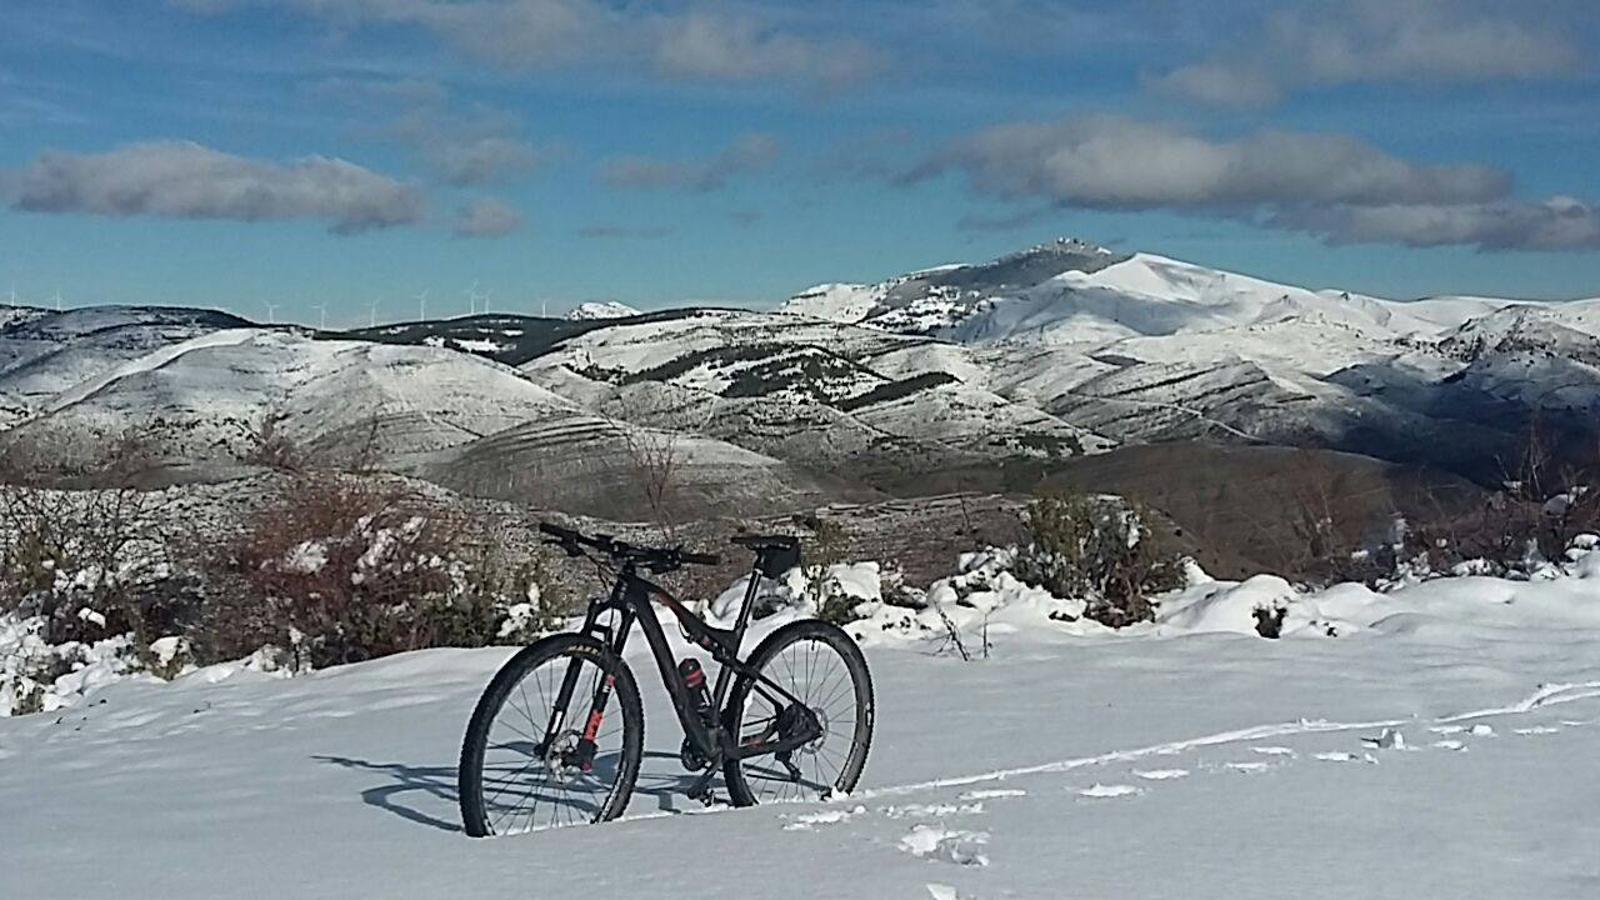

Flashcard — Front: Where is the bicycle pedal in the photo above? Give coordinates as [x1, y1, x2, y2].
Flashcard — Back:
[686, 782, 720, 806]
[686, 768, 720, 806]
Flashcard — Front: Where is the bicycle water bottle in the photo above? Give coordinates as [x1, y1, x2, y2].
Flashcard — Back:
[678, 658, 714, 725]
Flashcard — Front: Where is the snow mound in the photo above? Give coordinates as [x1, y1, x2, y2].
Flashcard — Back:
[1157, 541, 1600, 639]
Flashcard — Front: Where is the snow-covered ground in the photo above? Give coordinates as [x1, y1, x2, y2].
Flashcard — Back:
[5, 556, 1600, 899]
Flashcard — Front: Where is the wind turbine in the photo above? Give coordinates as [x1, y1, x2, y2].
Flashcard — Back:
[415, 289, 429, 322]
[464, 280, 480, 316]
[480, 288, 492, 314]
[52, 288, 64, 312]
[368, 298, 381, 328]
[312, 302, 328, 330]
[6, 283, 17, 306]
[264, 300, 280, 324]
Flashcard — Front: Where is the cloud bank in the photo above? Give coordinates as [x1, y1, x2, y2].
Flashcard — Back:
[600, 133, 779, 192]
[176, 0, 880, 90]
[453, 198, 524, 237]
[915, 116, 1598, 251]
[1152, 0, 1584, 107]
[4, 141, 423, 233]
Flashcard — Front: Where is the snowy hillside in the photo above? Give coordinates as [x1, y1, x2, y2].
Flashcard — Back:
[4, 551, 1599, 898]
[0, 316, 840, 517]
[2, 239, 1595, 502]
[780, 241, 1527, 344]
[565, 300, 641, 321]
[775, 241, 1597, 482]
[0, 305, 253, 428]
[517, 308, 1112, 476]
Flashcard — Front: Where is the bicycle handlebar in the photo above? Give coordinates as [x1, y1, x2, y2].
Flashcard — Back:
[538, 521, 722, 569]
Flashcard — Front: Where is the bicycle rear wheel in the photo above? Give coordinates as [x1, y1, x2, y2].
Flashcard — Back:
[722, 620, 875, 806]
[458, 634, 643, 836]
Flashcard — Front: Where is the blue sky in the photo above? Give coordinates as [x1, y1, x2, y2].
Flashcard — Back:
[2, 0, 1598, 326]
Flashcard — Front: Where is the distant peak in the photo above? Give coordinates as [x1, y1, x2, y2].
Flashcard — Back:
[564, 300, 640, 321]
[1006, 237, 1112, 260]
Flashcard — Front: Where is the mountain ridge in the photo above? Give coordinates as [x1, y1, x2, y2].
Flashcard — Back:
[2, 240, 1595, 517]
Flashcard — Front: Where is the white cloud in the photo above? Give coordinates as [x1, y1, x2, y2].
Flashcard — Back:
[4, 141, 423, 233]
[600, 133, 779, 192]
[385, 108, 545, 187]
[313, 78, 545, 187]
[1153, 0, 1585, 107]
[453, 198, 524, 237]
[914, 116, 1597, 251]
[653, 13, 879, 87]
[1275, 197, 1600, 251]
[925, 117, 1507, 210]
[179, 0, 880, 89]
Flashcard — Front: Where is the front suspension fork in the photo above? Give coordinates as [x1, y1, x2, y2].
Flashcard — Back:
[546, 607, 634, 771]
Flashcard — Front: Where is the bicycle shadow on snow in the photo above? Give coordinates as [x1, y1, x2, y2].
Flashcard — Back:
[314, 751, 714, 834]
[314, 755, 465, 833]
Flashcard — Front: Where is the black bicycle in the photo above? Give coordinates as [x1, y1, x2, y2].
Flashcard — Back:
[457, 522, 875, 837]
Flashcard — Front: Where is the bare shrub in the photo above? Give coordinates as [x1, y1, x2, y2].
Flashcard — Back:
[0, 463, 196, 660]
[1252, 606, 1286, 639]
[795, 518, 864, 626]
[619, 423, 681, 538]
[603, 386, 721, 539]
[0, 421, 163, 488]
[1383, 427, 1598, 581]
[197, 474, 563, 669]
[1011, 491, 1183, 628]
[242, 411, 304, 473]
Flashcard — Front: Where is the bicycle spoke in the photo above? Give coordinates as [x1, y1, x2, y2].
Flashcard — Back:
[735, 634, 867, 804]
[474, 650, 631, 835]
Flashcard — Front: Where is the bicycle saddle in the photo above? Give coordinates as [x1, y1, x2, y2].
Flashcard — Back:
[730, 534, 802, 577]
[729, 534, 800, 552]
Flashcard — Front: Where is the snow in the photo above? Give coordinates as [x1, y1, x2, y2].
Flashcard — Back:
[564, 300, 640, 321]
[5, 554, 1600, 897]
[4, 329, 587, 473]
[783, 283, 885, 324]
[3, 246, 1592, 503]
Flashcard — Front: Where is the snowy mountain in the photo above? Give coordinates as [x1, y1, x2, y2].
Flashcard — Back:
[1, 240, 1595, 512]
[785, 241, 1513, 346]
[778, 240, 1597, 484]
[0, 312, 846, 518]
[564, 300, 640, 321]
[786, 238, 1127, 333]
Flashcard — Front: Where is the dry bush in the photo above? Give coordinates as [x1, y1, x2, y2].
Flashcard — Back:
[602, 386, 720, 539]
[620, 423, 681, 538]
[0, 422, 162, 489]
[1276, 427, 1600, 584]
[803, 518, 862, 626]
[197, 474, 564, 669]
[0, 432, 197, 660]
[1397, 481, 1596, 578]
[1011, 491, 1183, 628]
[241, 411, 304, 473]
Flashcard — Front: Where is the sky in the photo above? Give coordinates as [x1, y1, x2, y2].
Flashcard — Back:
[1, 0, 1598, 327]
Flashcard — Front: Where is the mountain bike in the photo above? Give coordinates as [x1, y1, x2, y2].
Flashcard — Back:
[457, 522, 875, 837]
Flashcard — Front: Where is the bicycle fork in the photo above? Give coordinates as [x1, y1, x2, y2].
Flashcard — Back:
[543, 589, 635, 773]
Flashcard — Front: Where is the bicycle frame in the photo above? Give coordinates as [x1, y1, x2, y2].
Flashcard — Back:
[542, 556, 819, 770]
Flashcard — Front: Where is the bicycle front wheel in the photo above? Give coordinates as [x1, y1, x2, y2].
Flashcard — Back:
[458, 634, 643, 837]
[722, 620, 875, 806]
